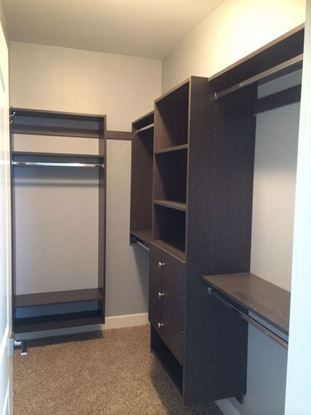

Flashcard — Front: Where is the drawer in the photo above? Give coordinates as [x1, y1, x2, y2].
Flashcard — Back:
[162, 288, 185, 330]
[149, 271, 162, 305]
[158, 322, 184, 364]
[150, 242, 186, 295]
[149, 298, 161, 327]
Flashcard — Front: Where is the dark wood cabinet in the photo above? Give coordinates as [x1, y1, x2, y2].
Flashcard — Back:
[129, 25, 304, 408]
[149, 242, 185, 364]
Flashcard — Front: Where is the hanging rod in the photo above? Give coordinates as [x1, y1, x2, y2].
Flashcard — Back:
[214, 54, 303, 100]
[208, 286, 288, 349]
[136, 240, 150, 252]
[12, 161, 105, 168]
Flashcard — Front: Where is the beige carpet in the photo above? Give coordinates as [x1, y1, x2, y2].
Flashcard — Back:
[13, 325, 223, 415]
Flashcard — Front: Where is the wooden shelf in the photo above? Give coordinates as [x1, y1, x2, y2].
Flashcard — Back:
[155, 144, 188, 155]
[135, 124, 154, 134]
[13, 151, 105, 159]
[12, 125, 102, 139]
[154, 200, 187, 212]
[15, 288, 104, 308]
[130, 229, 152, 246]
[14, 310, 103, 333]
[132, 110, 154, 131]
[204, 273, 290, 335]
[153, 240, 185, 261]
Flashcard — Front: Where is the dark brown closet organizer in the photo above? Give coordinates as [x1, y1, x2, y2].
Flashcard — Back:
[11, 108, 107, 334]
[138, 24, 303, 407]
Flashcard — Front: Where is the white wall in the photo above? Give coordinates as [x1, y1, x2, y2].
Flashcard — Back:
[162, 1, 305, 414]
[9, 42, 161, 131]
[9, 42, 162, 317]
[285, 1, 311, 413]
[162, 0, 305, 92]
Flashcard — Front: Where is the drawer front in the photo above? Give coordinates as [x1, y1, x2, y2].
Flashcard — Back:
[149, 298, 161, 327]
[150, 243, 186, 295]
[158, 322, 184, 364]
[149, 271, 162, 304]
[162, 288, 185, 330]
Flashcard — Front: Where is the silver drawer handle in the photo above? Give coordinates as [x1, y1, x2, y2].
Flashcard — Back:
[157, 322, 164, 329]
[158, 291, 165, 298]
[158, 261, 165, 268]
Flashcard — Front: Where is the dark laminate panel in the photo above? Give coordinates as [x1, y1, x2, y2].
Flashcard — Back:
[106, 130, 133, 140]
[14, 310, 103, 333]
[149, 271, 162, 306]
[209, 25, 304, 92]
[132, 110, 154, 131]
[98, 118, 106, 321]
[155, 144, 188, 154]
[204, 273, 290, 335]
[12, 126, 101, 139]
[130, 113, 154, 235]
[154, 82, 189, 150]
[15, 288, 104, 308]
[154, 150, 188, 202]
[184, 79, 255, 405]
[160, 323, 184, 364]
[150, 242, 186, 295]
[150, 326, 183, 393]
[11, 107, 107, 120]
[154, 200, 187, 212]
[13, 151, 105, 160]
[149, 298, 162, 329]
[153, 206, 186, 258]
[130, 229, 153, 246]
[162, 289, 184, 330]
[11, 110, 107, 139]
[254, 84, 301, 114]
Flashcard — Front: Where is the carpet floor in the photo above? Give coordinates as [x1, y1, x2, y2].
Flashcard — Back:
[13, 325, 223, 415]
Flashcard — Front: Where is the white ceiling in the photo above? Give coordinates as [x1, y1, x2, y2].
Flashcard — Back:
[3, 0, 224, 59]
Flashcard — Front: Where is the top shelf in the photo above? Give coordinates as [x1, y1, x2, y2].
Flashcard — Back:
[13, 151, 105, 159]
[135, 124, 154, 134]
[11, 108, 106, 139]
[132, 111, 154, 131]
[204, 273, 290, 335]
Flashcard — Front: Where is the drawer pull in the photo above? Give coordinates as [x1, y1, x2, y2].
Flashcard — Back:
[158, 261, 165, 268]
[158, 291, 165, 298]
[157, 322, 164, 329]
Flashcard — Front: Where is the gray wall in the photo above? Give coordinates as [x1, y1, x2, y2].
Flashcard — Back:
[105, 140, 149, 315]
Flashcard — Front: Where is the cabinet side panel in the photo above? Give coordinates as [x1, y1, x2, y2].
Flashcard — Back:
[184, 80, 257, 404]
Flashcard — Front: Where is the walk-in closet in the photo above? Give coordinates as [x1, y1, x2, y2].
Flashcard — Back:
[0, 1, 310, 415]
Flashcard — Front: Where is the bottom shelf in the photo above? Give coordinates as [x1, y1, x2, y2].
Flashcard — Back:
[153, 240, 185, 260]
[150, 326, 183, 393]
[14, 309, 103, 334]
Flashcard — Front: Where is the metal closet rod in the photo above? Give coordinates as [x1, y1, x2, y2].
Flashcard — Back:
[12, 161, 105, 168]
[214, 54, 303, 100]
[208, 286, 288, 349]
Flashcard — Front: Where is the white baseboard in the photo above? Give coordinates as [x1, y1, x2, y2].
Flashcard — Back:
[103, 312, 148, 329]
[216, 399, 242, 415]
[15, 312, 149, 340]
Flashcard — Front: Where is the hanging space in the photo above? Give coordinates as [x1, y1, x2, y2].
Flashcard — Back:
[10, 109, 107, 338]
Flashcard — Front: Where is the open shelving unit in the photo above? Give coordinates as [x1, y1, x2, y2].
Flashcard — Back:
[147, 25, 304, 408]
[10, 108, 107, 335]
[130, 111, 154, 248]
